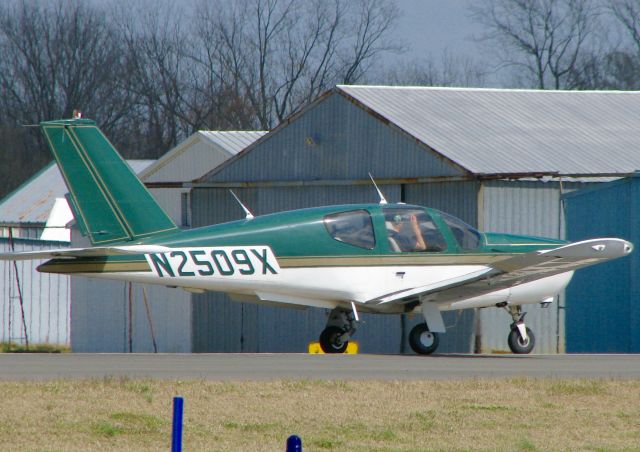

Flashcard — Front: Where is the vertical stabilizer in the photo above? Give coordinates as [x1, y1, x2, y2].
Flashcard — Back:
[40, 119, 178, 245]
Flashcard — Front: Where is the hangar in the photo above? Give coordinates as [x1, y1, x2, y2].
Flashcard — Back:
[71, 86, 640, 354]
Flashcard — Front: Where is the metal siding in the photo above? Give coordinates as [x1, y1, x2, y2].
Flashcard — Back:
[0, 239, 70, 345]
[404, 181, 479, 226]
[205, 93, 463, 183]
[339, 86, 640, 175]
[192, 185, 402, 225]
[71, 180, 194, 353]
[148, 188, 188, 226]
[143, 140, 225, 183]
[191, 292, 244, 353]
[564, 177, 638, 352]
[71, 277, 192, 353]
[479, 180, 589, 354]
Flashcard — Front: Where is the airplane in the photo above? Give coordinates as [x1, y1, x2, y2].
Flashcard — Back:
[0, 117, 633, 355]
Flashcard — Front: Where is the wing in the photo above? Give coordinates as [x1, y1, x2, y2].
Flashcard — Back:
[367, 238, 633, 306]
[0, 244, 172, 260]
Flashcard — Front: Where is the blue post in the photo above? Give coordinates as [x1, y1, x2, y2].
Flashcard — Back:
[172, 396, 184, 452]
[286, 434, 302, 451]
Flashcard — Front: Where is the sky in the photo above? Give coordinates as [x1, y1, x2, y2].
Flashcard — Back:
[393, 0, 481, 61]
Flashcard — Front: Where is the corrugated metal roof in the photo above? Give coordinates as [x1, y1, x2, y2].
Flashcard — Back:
[141, 131, 266, 183]
[338, 85, 640, 176]
[0, 160, 154, 224]
[199, 131, 267, 155]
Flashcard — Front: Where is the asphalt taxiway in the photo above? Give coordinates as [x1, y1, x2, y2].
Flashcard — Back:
[1, 353, 640, 380]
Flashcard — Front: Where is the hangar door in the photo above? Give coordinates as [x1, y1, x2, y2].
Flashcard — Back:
[563, 177, 640, 353]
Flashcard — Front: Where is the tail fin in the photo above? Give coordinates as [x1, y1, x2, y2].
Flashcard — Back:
[40, 118, 178, 245]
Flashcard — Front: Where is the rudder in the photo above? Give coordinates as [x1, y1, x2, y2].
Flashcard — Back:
[40, 118, 178, 245]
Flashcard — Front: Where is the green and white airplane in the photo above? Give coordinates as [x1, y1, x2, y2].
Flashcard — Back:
[1, 118, 633, 354]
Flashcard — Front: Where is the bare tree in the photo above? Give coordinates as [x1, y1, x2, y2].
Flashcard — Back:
[0, 0, 403, 195]
[197, 0, 400, 129]
[115, 2, 192, 155]
[0, 1, 131, 128]
[610, 0, 640, 52]
[382, 51, 487, 87]
[471, 0, 601, 89]
[0, 0, 132, 195]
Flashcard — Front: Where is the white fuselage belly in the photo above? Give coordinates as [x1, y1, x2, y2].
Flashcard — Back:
[76, 263, 574, 313]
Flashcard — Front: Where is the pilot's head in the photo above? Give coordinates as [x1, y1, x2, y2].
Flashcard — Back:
[386, 213, 404, 231]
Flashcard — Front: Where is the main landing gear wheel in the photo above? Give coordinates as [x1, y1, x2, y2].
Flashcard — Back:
[409, 323, 440, 355]
[319, 326, 349, 353]
[507, 327, 535, 354]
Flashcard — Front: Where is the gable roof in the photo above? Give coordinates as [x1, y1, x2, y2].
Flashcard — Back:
[337, 85, 640, 177]
[0, 160, 154, 225]
[197, 85, 640, 184]
[140, 131, 266, 183]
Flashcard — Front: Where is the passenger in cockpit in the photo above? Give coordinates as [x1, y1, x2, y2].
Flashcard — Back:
[386, 213, 427, 252]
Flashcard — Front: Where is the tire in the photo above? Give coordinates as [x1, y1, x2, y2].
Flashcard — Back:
[319, 326, 348, 353]
[409, 323, 439, 355]
[507, 327, 535, 354]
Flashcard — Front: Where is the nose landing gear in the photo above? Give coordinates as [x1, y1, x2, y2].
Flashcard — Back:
[506, 305, 535, 354]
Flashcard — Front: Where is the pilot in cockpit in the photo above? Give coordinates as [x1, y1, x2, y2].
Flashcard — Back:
[386, 213, 427, 252]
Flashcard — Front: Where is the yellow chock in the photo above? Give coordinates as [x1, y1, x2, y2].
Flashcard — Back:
[308, 341, 359, 354]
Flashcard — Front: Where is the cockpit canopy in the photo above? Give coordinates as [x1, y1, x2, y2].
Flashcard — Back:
[323, 205, 482, 253]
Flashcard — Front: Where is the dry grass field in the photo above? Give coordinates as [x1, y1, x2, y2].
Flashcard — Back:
[0, 378, 639, 451]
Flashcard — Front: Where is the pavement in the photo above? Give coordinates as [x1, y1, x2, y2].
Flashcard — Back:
[1, 353, 640, 380]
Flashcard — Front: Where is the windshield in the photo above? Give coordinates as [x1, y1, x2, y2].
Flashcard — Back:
[383, 207, 447, 253]
[439, 212, 482, 251]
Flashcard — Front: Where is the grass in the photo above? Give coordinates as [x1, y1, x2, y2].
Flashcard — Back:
[0, 378, 638, 450]
[0, 342, 70, 353]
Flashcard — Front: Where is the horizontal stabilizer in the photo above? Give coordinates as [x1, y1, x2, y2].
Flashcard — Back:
[0, 244, 172, 261]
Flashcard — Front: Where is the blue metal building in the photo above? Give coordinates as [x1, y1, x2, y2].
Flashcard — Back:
[563, 175, 640, 353]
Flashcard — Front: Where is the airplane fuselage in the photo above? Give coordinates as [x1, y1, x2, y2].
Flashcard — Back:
[38, 203, 571, 314]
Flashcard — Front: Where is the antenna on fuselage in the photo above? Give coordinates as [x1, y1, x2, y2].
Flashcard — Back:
[368, 173, 388, 205]
[229, 190, 255, 220]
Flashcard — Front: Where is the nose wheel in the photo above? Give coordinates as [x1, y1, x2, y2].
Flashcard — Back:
[507, 326, 535, 354]
[506, 305, 536, 354]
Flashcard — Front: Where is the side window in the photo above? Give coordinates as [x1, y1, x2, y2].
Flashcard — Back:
[324, 210, 375, 250]
[383, 208, 447, 253]
[440, 212, 481, 251]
